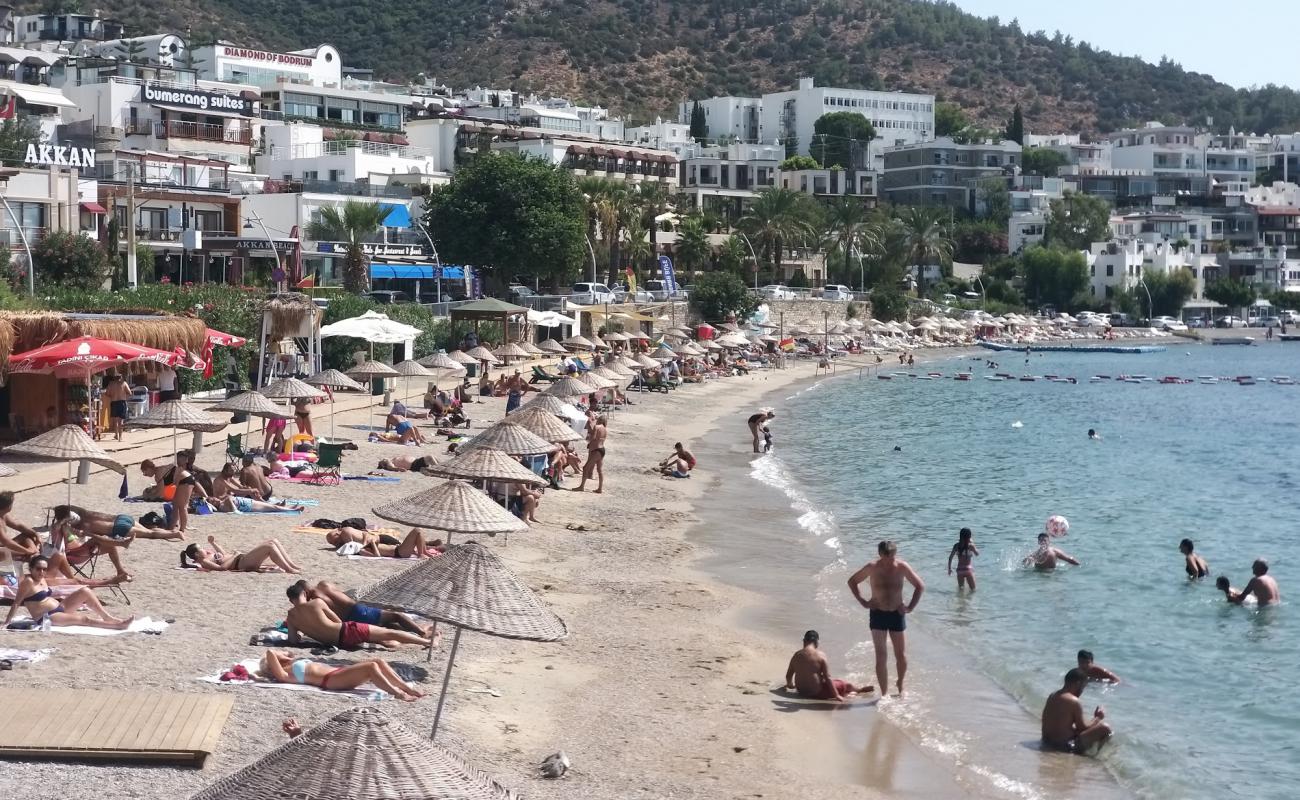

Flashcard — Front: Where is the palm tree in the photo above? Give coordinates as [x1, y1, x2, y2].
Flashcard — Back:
[306, 200, 392, 294]
[594, 183, 630, 285]
[737, 188, 817, 283]
[897, 206, 953, 297]
[674, 215, 711, 273]
[636, 181, 671, 274]
[623, 218, 652, 284]
[823, 198, 877, 288]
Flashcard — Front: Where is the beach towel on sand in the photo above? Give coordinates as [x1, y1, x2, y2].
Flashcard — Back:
[0, 647, 53, 664]
[199, 658, 388, 700]
[4, 615, 168, 636]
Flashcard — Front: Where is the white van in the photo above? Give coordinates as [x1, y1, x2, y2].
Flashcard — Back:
[570, 282, 615, 304]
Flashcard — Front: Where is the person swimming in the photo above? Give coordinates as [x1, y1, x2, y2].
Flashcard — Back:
[1180, 539, 1209, 579]
[1088, 428, 1101, 441]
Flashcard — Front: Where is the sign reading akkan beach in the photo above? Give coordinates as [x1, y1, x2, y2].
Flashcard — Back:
[143, 84, 255, 116]
[24, 144, 96, 168]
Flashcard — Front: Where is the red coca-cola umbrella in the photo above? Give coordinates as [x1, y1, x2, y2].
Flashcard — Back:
[197, 328, 247, 378]
[8, 335, 180, 378]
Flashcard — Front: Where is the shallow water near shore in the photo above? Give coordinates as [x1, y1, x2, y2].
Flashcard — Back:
[696, 344, 1299, 800]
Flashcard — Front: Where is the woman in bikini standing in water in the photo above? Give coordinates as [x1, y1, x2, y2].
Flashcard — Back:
[947, 527, 980, 592]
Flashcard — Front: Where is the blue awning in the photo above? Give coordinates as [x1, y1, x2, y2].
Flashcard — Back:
[383, 204, 412, 229]
[370, 262, 466, 280]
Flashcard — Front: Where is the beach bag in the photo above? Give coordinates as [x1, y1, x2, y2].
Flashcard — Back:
[140, 511, 166, 529]
[341, 517, 367, 530]
[336, 542, 363, 556]
[309, 518, 343, 529]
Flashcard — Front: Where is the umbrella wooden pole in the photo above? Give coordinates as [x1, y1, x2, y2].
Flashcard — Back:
[430, 626, 463, 742]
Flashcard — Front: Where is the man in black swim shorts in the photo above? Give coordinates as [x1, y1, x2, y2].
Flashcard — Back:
[847, 540, 925, 697]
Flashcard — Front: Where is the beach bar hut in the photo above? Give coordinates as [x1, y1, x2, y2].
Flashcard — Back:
[448, 298, 530, 346]
[255, 293, 322, 389]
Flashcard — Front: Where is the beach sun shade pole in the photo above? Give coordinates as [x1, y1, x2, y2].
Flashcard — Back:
[430, 626, 464, 742]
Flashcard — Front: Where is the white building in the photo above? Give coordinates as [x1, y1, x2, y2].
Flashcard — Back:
[678, 96, 761, 144]
[625, 118, 695, 157]
[4, 10, 125, 44]
[678, 142, 782, 220]
[1106, 122, 1259, 186]
[1005, 176, 1067, 253]
[779, 167, 875, 200]
[192, 42, 343, 89]
[1023, 133, 1081, 148]
[760, 78, 934, 166]
[258, 122, 443, 191]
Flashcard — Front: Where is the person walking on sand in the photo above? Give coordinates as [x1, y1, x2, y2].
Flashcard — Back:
[104, 375, 131, 441]
[747, 409, 775, 453]
[575, 415, 607, 493]
[784, 629, 873, 701]
[947, 527, 980, 591]
[1041, 668, 1112, 755]
[847, 540, 925, 696]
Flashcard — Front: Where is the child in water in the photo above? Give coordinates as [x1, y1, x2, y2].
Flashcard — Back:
[762, 424, 773, 453]
[947, 527, 980, 591]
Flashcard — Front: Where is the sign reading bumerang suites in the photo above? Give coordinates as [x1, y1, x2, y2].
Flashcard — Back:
[143, 84, 255, 117]
[24, 144, 96, 168]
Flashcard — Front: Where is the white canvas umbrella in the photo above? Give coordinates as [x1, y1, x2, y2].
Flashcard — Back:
[320, 310, 423, 359]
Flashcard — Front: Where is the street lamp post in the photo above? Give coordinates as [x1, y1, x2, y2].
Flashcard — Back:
[973, 276, 987, 309]
[413, 216, 444, 302]
[1137, 278, 1153, 323]
[738, 232, 759, 291]
[584, 234, 597, 285]
[244, 213, 280, 288]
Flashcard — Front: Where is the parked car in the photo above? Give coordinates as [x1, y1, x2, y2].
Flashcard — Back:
[506, 284, 537, 303]
[819, 284, 854, 301]
[1215, 315, 1246, 328]
[366, 290, 408, 304]
[759, 284, 796, 300]
[1076, 312, 1109, 327]
[1151, 315, 1188, 332]
[1281, 309, 1300, 325]
[570, 282, 616, 304]
[1251, 315, 1282, 328]
[1107, 312, 1135, 327]
[644, 279, 685, 301]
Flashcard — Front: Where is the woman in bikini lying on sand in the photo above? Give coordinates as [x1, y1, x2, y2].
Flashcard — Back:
[181, 536, 302, 573]
[258, 650, 426, 701]
[324, 527, 443, 558]
[3, 556, 134, 630]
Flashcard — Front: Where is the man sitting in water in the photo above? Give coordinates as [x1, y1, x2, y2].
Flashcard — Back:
[289, 580, 434, 639]
[1041, 668, 1112, 755]
[1024, 533, 1080, 571]
[285, 583, 433, 650]
[1218, 559, 1280, 606]
[1179, 539, 1209, 580]
[784, 630, 872, 701]
[1077, 649, 1120, 684]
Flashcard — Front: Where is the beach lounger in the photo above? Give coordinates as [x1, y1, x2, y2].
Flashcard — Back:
[530, 365, 560, 384]
[41, 510, 131, 606]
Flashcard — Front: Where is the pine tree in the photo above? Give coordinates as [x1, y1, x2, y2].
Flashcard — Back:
[1004, 104, 1025, 144]
[689, 101, 707, 142]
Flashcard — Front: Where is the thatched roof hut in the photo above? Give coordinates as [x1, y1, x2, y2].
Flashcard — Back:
[260, 293, 322, 341]
[0, 311, 207, 379]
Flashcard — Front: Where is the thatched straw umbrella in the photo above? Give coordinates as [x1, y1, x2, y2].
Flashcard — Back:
[188, 706, 519, 799]
[127, 399, 229, 458]
[3, 425, 124, 503]
[430, 447, 547, 487]
[347, 360, 399, 431]
[460, 420, 556, 457]
[418, 352, 467, 371]
[211, 391, 292, 449]
[446, 350, 478, 365]
[536, 339, 567, 354]
[634, 353, 660, 369]
[465, 345, 499, 365]
[357, 541, 567, 740]
[519, 392, 581, 418]
[544, 375, 590, 399]
[493, 342, 530, 365]
[561, 334, 594, 351]
[577, 371, 616, 391]
[393, 360, 431, 407]
[506, 407, 583, 443]
[520, 341, 545, 356]
[306, 370, 365, 441]
[260, 376, 330, 440]
[372, 480, 526, 544]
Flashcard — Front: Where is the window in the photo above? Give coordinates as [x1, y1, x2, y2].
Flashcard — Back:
[302, 170, 318, 181]
[1090, 265, 1095, 276]
[1106, 264, 1114, 277]
[194, 210, 222, 231]
[328, 169, 342, 182]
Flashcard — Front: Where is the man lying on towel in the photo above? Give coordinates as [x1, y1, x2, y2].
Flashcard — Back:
[285, 582, 433, 650]
[290, 579, 434, 639]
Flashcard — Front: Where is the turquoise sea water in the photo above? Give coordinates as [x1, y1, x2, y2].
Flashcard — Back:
[762, 344, 1298, 800]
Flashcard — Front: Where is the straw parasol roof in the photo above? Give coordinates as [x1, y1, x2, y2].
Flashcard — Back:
[358, 541, 567, 641]
[127, 400, 229, 434]
[615, 355, 641, 370]
[461, 420, 557, 456]
[588, 335, 610, 350]
[260, 293, 322, 342]
[418, 352, 467, 371]
[561, 335, 595, 351]
[493, 342, 531, 359]
[348, 359, 399, 379]
[519, 393, 579, 417]
[430, 447, 547, 485]
[393, 360, 431, 377]
[626, 329, 651, 341]
[507, 407, 583, 443]
[262, 376, 328, 399]
[577, 371, 616, 390]
[590, 365, 627, 384]
[3, 425, 124, 473]
[211, 392, 292, 419]
[446, 350, 479, 365]
[536, 338, 568, 354]
[465, 346, 499, 363]
[634, 353, 660, 369]
[601, 330, 629, 342]
[306, 369, 365, 391]
[606, 362, 635, 378]
[188, 706, 519, 800]
[545, 375, 591, 398]
[372, 480, 527, 536]
[520, 341, 545, 355]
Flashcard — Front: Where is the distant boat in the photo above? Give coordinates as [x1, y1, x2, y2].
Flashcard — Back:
[1019, 376, 1036, 382]
[955, 373, 972, 381]
[1237, 376, 1257, 385]
[877, 375, 893, 380]
[985, 375, 1006, 381]
[1213, 337, 1255, 346]
[1270, 376, 1297, 385]
[1198, 376, 1219, 384]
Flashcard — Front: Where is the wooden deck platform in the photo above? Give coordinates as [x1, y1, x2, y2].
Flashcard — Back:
[0, 689, 233, 765]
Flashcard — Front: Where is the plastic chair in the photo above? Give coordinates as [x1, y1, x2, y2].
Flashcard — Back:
[42, 510, 131, 606]
[225, 433, 244, 465]
[308, 443, 345, 486]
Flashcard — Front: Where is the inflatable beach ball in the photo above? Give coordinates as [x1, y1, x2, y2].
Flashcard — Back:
[1045, 515, 1070, 536]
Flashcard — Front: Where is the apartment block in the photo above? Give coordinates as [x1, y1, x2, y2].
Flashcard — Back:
[881, 138, 1020, 208]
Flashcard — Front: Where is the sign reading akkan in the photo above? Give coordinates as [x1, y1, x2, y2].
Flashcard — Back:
[24, 144, 96, 168]
[143, 84, 255, 117]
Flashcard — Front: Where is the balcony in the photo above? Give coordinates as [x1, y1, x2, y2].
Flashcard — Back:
[269, 178, 412, 199]
[0, 227, 47, 248]
[158, 120, 253, 145]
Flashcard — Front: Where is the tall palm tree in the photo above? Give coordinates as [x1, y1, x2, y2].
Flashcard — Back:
[823, 198, 875, 288]
[737, 187, 817, 283]
[594, 183, 630, 285]
[306, 200, 392, 294]
[897, 206, 953, 298]
[636, 180, 671, 274]
[623, 218, 652, 283]
[674, 215, 711, 273]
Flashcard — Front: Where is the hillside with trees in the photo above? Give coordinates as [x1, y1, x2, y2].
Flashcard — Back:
[51, 0, 1300, 135]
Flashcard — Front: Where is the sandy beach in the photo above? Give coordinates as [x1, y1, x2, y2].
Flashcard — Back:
[0, 355, 954, 800]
